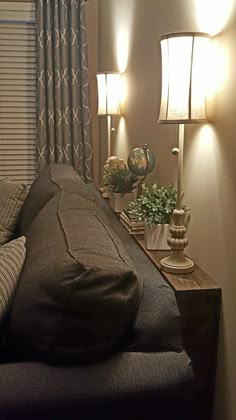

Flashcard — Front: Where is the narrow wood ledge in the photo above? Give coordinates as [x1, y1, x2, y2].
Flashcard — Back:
[133, 234, 220, 292]
[133, 234, 221, 420]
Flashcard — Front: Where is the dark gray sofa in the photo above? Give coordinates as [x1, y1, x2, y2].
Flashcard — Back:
[0, 164, 194, 420]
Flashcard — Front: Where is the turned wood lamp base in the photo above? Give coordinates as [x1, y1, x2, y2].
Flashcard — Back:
[160, 208, 195, 274]
[160, 124, 195, 275]
[160, 253, 194, 274]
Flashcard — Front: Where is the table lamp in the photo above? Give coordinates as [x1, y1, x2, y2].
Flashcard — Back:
[96, 72, 121, 158]
[158, 32, 210, 274]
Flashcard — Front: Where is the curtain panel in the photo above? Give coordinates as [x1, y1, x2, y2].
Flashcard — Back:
[37, 0, 93, 181]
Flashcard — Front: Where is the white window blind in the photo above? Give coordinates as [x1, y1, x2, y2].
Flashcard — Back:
[0, 2, 36, 184]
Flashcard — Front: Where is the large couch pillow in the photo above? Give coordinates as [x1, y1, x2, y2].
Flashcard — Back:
[0, 180, 28, 245]
[19, 163, 85, 235]
[0, 236, 26, 324]
[9, 189, 142, 363]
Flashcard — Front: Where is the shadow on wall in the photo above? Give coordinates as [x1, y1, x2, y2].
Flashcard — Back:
[214, 309, 230, 420]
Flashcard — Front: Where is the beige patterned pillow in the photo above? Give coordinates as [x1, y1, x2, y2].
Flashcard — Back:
[0, 236, 26, 323]
[0, 180, 28, 245]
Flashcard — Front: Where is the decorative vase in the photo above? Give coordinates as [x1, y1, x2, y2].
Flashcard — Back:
[144, 224, 170, 250]
[110, 191, 136, 213]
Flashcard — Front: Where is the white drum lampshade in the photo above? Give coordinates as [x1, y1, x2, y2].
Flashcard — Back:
[159, 32, 210, 124]
[96, 72, 121, 116]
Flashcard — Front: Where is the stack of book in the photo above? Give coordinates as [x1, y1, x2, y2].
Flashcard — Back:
[120, 210, 144, 235]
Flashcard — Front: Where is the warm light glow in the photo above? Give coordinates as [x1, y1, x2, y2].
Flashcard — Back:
[206, 38, 230, 97]
[96, 73, 121, 116]
[119, 73, 128, 113]
[159, 33, 210, 123]
[185, 124, 221, 191]
[117, 30, 129, 73]
[194, 0, 234, 36]
[113, 116, 129, 160]
[198, 124, 215, 148]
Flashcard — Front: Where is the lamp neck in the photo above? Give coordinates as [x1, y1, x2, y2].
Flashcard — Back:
[177, 124, 184, 210]
[107, 115, 111, 157]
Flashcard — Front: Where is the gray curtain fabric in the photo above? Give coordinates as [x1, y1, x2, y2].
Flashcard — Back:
[37, 0, 93, 181]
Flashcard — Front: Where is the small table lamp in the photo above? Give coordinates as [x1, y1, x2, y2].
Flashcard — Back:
[96, 72, 121, 158]
[158, 32, 210, 274]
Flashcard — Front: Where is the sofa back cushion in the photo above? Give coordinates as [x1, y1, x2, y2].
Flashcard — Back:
[19, 164, 84, 235]
[9, 188, 142, 363]
[0, 180, 28, 245]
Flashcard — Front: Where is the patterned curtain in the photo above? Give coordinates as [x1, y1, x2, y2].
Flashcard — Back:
[37, 0, 93, 181]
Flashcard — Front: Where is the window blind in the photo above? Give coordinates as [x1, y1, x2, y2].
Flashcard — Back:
[0, 2, 36, 184]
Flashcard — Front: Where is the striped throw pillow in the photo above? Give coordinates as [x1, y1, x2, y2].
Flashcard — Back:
[0, 180, 28, 245]
[0, 236, 26, 323]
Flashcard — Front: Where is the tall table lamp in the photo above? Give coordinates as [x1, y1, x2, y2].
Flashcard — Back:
[96, 72, 121, 158]
[158, 32, 210, 274]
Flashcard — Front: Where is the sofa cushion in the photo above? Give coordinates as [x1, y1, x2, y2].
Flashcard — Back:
[19, 163, 85, 235]
[0, 351, 193, 420]
[0, 180, 28, 245]
[9, 189, 142, 363]
[88, 184, 184, 353]
[0, 236, 26, 324]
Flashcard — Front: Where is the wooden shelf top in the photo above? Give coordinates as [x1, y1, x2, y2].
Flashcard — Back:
[133, 235, 220, 292]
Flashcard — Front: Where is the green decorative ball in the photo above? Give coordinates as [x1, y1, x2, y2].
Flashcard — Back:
[127, 145, 156, 177]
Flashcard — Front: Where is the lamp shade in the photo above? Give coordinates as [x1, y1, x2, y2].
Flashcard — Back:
[159, 32, 210, 124]
[96, 72, 121, 116]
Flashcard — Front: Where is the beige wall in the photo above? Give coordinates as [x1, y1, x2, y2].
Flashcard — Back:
[96, 1, 236, 419]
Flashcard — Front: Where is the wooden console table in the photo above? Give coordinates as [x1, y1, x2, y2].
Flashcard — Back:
[133, 235, 221, 420]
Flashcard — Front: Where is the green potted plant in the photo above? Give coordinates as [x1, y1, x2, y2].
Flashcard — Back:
[103, 156, 138, 213]
[128, 183, 189, 250]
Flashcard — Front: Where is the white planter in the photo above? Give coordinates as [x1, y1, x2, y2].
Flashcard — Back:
[144, 224, 170, 250]
[110, 191, 136, 213]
